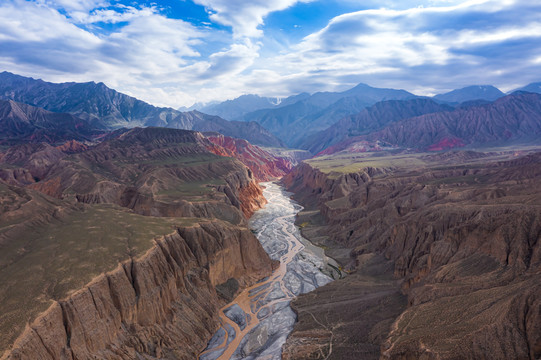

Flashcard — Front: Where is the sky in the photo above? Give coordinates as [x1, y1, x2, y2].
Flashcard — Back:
[0, 0, 540, 108]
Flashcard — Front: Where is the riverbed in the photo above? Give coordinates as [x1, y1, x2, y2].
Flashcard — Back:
[199, 182, 339, 360]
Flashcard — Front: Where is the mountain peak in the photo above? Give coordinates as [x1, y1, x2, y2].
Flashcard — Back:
[434, 85, 504, 103]
[514, 82, 541, 94]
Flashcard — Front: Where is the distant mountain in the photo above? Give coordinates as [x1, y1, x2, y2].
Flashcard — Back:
[0, 72, 283, 147]
[433, 85, 504, 103]
[241, 83, 417, 147]
[194, 95, 279, 120]
[194, 92, 312, 121]
[514, 82, 541, 94]
[301, 98, 453, 154]
[326, 92, 541, 154]
[0, 99, 105, 145]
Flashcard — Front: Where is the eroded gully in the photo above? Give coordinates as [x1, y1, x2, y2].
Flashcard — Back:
[199, 182, 340, 360]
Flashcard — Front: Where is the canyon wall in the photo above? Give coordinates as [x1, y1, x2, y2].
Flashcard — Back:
[205, 133, 293, 182]
[282, 155, 541, 359]
[3, 220, 277, 360]
[0, 127, 276, 359]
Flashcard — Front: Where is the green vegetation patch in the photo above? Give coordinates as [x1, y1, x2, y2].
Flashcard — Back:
[0, 203, 193, 354]
[157, 179, 227, 201]
[306, 152, 427, 175]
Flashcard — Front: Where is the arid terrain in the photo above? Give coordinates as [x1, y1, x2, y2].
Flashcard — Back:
[282, 150, 541, 359]
[0, 127, 286, 359]
[1, 65, 541, 360]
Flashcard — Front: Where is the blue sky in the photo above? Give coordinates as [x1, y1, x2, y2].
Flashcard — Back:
[0, 0, 540, 107]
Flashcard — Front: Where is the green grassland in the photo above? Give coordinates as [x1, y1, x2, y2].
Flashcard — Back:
[306, 152, 428, 175]
[305, 148, 540, 177]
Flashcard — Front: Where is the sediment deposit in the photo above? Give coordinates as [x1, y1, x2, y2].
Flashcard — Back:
[200, 183, 337, 360]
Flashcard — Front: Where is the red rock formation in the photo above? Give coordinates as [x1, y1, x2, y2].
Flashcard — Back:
[426, 136, 465, 151]
[27, 177, 62, 198]
[2, 220, 277, 360]
[206, 134, 292, 181]
[55, 140, 88, 154]
[1, 128, 268, 224]
[0, 128, 276, 358]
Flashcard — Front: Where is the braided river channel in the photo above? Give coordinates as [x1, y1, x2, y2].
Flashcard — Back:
[199, 182, 340, 360]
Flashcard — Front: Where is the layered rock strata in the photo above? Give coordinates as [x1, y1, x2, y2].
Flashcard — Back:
[205, 133, 292, 181]
[282, 153, 541, 359]
[3, 220, 276, 360]
[0, 127, 276, 359]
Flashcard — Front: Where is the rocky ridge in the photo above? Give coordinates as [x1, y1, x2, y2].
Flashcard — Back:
[281, 152, 541, 359]
[0, 99, 105, 145]
[317, 92, 541, 154]
[301, 98, 452, 154]
[3, 220, 276, 360]
[0, 127, 278, 358]
[205, 133, 293, 181]
[0, 72, 283, 147]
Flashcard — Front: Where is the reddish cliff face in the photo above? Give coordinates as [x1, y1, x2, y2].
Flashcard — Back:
[0, 128, 268, 225]
[55, 140, 88, 153]
[3, 220, 276, 360]
[206, 134, 292, 181]
[282, 153, 541, 359]
[0, 128, 276, 359]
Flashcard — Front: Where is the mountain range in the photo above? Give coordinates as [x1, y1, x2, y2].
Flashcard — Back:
[320, 92, 541, 154]
[238, 83, 416, 147]
[0, 99, 106, 144]
[433, 85, 505, 103]
[1, 69, 541, 360]
[301, 98, 454, 154]
[190, 82, 541, 150]
[186, 93, 311, 121]
[2, 70, 541, 157]
[0, 72, 284, 147]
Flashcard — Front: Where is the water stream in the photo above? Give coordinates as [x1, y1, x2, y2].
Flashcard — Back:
[199, 182, 339, 360]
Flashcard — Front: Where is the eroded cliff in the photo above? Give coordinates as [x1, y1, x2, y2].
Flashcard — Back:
[0, 127, 277, 359]
[282, 152, 541, 359]
[3, 220, 275, 360]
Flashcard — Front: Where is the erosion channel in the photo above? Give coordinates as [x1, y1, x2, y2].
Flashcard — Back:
[199, 182, 340, 360]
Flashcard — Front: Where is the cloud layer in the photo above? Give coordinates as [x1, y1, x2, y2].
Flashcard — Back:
[0, 0, 540, 107]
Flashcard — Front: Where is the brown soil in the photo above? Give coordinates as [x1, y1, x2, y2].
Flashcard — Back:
[282, 150, 541, 359]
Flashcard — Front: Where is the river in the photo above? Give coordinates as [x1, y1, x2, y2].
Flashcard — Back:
[199, 182, 339, 360]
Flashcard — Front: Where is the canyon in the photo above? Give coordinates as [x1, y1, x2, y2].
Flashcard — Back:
[282, 150, 541, 359]
[1, 71, 541, 360]
[200, 183, 338, 360]
[0, 127, 287, 359]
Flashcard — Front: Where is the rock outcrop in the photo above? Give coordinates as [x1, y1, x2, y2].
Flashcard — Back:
[205, 133, 292, 181]
[0, 127, 267, 224]
[0, 127, 277, 358]
[3, 220, 276, 360]
[282, 152, 541, 359]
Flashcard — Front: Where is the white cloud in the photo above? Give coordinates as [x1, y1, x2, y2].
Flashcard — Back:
[1, 0, 541, 108]
[43, 0, 108, 12]
[192, 0, 313, 38]
[225, 0, 541, 100]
